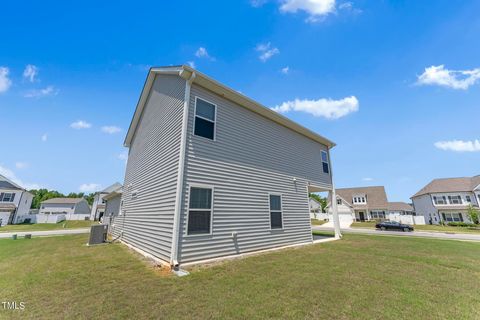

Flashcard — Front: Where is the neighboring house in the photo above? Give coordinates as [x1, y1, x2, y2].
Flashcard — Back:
[309, 197, 325, 220]
[309, 198, 323, 213]
[102, 185, 123, 224]
[0, 174, 33, 226]
[39, 198, 91, 218]
[328, 186, 389, 222]
[411, 175, 480, 225]
[112, 65, 340, 267]
[388, 202, 414, 216]
[90, 182, 123, 221]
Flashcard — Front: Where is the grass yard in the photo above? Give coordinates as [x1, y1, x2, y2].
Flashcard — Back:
[1, 234, 479, 319]
[351, 221, 480, 234]
[310, 218, 327, 226]
[0, 220, 96, 233]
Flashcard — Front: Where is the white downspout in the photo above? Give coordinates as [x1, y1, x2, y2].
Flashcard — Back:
[329, 148, 342, 239]
[170, 70, 196, 268]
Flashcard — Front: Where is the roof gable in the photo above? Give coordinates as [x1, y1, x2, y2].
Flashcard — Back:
[412, 175, 480, 198]
[0, 174, 24, 190]
[335, 186, 388, 209]
[124, 65, 335, 149]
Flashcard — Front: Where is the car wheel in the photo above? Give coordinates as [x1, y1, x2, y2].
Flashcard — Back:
[403, 227, 409, 232]
[381, 226, 386, 231]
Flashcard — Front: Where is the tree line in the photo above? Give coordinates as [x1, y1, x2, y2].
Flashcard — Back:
[29, 189, 95, 209]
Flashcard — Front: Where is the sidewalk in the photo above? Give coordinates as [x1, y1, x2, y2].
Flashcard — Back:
[0, 228, 90, 239]
[313, 226, 480, 242]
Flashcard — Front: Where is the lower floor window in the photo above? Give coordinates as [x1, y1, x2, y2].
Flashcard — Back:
[269, 194, 283, 229]
[442, 212, 463, 222]
[187, 186, 213, 235]
[370, 211, 385, 219]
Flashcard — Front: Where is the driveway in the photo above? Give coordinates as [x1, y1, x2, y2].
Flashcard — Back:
[0, 228, 90, 239]
[313, 226, 480, 242]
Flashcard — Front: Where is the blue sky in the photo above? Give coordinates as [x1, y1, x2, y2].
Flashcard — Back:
[1, 0, 479, 201]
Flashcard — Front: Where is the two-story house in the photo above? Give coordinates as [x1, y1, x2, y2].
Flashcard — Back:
[411, 175, 480, 224]
[0, 174, 33, 226]
[111, 65, 341, 268]
[90, 182, 123, 221]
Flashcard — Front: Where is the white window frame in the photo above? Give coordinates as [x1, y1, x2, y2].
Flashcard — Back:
[1, 192, 14, 202]
[321, 150, 330, 174]
[465, 195, 471, 203]
[193, 96, 217, 141]
[185, 183, 214, 237]
[442, 212, 462, 222]
[448, 195, 462, 205]
[353, 196, 366, 204]
[433, 195, 447, 205]
[268, 193, 284, 230]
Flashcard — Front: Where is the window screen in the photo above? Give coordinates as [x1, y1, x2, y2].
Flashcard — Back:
[187, 187, 213, 235]
[269, 194, 283, 229]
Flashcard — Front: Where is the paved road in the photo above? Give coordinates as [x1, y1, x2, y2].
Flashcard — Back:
[313, 226, 480, 242]
[0, 228, 90, 239]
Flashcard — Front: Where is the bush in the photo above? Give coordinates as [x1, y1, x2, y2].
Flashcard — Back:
[447, 222, 476, 227]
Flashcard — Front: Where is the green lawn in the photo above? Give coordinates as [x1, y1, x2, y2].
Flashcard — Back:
[310, 218, 327, 226]
[0, 220, 96, 233]
[1, 234, 479, 319]
[351, 221, 480, 234]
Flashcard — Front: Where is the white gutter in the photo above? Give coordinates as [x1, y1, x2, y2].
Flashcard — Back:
[170, 69, 196, 268]
[328, 148, 342, 239]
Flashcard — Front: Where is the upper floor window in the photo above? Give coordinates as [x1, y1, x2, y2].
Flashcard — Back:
[269, 194, 283, 229]
[353, 196, 366, 204]
[194, 98, 216, 140]
[448, 195, 462, 205]
[0, 193, 15, 202]
[187, 186, 213, 235]
[465, 195, 471, 203]
[321, 151, 330, 174]
[337, 199, 342, 205]
[433, 196, 446, 205]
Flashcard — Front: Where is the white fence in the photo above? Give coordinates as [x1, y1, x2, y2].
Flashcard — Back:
[387, 213, 425, 225]
[35, 214, 66, 224]
[64, 214, 90, 221]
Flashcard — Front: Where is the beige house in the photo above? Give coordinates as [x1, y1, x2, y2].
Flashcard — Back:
[411, 175, 480, 224]
[329, 186, 389, 222]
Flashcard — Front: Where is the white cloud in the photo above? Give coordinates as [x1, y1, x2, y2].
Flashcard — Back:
[280, 0, 336, 22]
[41, 133, 48, 142]
[0, 67, 12, 93]
[187, 61, 196, 68]
[195, 47, 215, 61]
[118, 152, 128, 164]
[79, 183, 102, 193]
[70, 120, 92, 129]
[23, 64, 38, 82]
[0, 165, 40, 190]
[101, 126, 122, 134]
[272, 96, 359, 119]
[15, 162, 29, 169]
[256, 43, 280, 62]
[434, 139, 480, 152]
[281, 66, 290, 74]
[362, 177, 373, 182]
[417, 65, 480, 90]
[24, 85, 58, 98]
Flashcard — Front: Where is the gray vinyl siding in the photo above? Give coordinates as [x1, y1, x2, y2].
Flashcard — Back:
[177, 84, 332, 263]
[114, 74, 185, 263]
